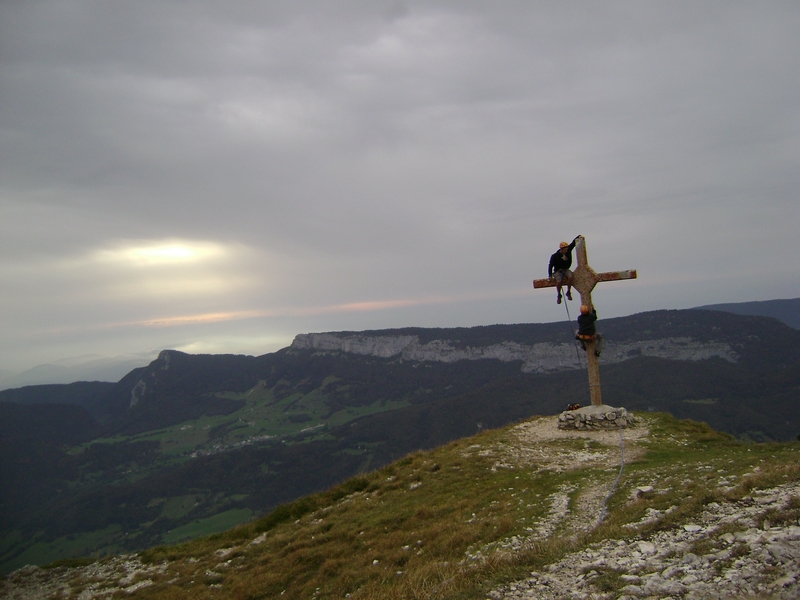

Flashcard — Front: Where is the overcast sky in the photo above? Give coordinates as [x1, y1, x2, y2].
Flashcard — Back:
[1, 1, 798, 378]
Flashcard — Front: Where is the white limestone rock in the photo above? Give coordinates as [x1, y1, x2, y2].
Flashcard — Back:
[291, 332, 739, 374]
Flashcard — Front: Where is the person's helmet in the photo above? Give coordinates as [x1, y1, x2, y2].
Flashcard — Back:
[559, 241, 569, 249]
[580, 305, 590, 314]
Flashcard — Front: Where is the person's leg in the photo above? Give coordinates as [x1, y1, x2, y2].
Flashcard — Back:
[565, 270, 574, 300]
[555, 271, 564, 303]
[595, 333, 604, 357]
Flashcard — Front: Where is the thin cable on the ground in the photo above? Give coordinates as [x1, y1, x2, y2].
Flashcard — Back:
[597, 421, 625, 526]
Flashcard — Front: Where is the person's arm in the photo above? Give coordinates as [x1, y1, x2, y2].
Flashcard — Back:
[548, 255, 554, 277]
[569, 235, 581, 251]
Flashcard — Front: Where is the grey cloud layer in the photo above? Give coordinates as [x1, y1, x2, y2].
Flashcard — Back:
[1, 1, 798, 373]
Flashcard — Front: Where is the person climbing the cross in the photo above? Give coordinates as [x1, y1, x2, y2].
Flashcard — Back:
[548, 235, 581, 304]
[576, 304, 604, 357]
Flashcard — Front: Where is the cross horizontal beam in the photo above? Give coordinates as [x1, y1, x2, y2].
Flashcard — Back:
[533, 269, 636, 290]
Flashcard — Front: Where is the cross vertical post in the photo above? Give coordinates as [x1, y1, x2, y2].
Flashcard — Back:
[533, 236, 637, 406]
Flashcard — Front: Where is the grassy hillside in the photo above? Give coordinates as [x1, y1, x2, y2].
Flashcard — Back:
[4, 412, 800, 599]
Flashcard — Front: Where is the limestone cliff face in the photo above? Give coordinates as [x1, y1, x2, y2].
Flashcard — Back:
[290, 333, 738, 374]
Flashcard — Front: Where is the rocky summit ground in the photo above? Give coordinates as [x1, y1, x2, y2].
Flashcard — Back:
[488, 481, 800, 599]
[3, 412, 800, 599]
[482, 419, 800, 599]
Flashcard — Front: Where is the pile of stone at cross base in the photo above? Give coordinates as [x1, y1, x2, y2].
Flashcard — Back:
[558, 404, 634, 430]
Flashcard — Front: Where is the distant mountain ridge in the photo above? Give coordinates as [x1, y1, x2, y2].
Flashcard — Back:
[1, 308, 797, 434]
[0, 381, 115, 413]
[696, 297, 800, 329]
[0, 297, 794, 392]
[0, 356, 154, 392]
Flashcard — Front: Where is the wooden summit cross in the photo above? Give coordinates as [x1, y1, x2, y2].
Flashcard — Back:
[533, 236, 637, 406]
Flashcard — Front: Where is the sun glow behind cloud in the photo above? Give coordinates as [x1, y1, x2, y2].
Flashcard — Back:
[78, 239, 260, 300]
[94, 240, 228, 267]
